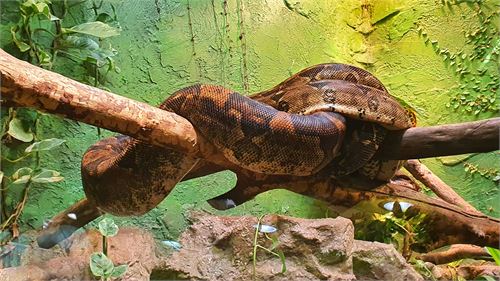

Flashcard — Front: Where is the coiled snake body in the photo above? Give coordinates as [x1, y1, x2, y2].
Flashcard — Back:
[81, 64, 415, 216]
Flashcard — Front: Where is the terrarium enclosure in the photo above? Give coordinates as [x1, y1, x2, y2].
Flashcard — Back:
[0, 0, 499, 280]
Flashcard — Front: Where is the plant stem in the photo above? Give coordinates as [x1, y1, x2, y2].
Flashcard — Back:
[0, 180, 31, 235]
[252, 215, 265, 278]
[102, 235, 107, 256]
[0, 179, 7, 225]
[1, 153, 32, 163]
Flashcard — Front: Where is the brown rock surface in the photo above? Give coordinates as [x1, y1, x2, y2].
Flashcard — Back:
[0, 213, 423, 280]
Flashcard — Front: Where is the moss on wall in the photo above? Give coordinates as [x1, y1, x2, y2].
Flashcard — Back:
[1, 0, 498, 240]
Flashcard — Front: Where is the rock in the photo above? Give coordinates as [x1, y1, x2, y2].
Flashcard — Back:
[352, 240, 424, 281]
[0, 228, 159, 280]
[0, 213, 423, 281]
[154, 213, 356, 281]
[0, 265, 49, 281]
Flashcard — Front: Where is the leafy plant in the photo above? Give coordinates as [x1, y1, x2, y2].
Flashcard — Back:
[0, 109, 64, 241]
[463, 162, 500, 183]
[485, 247, 500, 265]
[10, 0, 121, 86]
[0, 116, 65, 241]
[252, 215, 286, 278]
[417, 2, 499, 115]
[1, 0, 122, 245]
[411, 258, 437, 281]
[354, 201, 430, 259]
[89, 217, 128, 280]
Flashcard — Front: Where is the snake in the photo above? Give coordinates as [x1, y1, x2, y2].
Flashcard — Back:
[81, 63, 415, 216]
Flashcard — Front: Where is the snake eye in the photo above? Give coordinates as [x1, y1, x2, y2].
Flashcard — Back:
[277, 100, 289, 111]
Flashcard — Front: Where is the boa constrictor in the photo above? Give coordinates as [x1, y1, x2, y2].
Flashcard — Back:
[81, 63, 415, 216]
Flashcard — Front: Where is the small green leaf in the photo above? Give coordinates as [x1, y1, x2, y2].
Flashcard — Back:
[485, 247, 500, 265]
[25, 138, 65, 153]
[7, 118, 34, 142]
[84, 56, 98, 65]
[10, 26, 31, 53]
[66, 22, 120, 38]
[478, 275, 497, 281]
[89, 252, 114, 277]
[96, 13, 115, 23]
[31, 169, 64, 183]
[34, 2, 51, 18]
[61, 35, 99, 50]
[98, 217, 119, 237]
[11, 167, 33, 184]
[110, 264, 128, 278]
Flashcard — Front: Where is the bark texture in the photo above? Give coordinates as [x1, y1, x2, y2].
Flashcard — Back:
[0, 49, 199, 155]
[403, 160, 481, 215]
[1, 49, 499, 253]
[419, 244, 489, 264]
[1, 49, 498, 161]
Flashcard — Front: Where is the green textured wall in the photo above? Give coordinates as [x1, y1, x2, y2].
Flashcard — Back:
[1, 0, 498, 240]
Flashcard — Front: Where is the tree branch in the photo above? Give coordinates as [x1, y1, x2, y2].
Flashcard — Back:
[377, 119, 499, 160]
[1, 49, 499, 251]
[1, 49, 498, 161]
[404, 160, 481, 215]
[0, 49, 200, 156]
[418, 244, 489, 264]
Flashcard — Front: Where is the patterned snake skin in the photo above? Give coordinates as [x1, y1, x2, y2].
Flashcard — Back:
[81, 63, 415, 216]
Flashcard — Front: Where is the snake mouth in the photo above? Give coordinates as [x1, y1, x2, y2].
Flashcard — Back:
[37, 224, 78, 249]
[207, 197, 237, 210]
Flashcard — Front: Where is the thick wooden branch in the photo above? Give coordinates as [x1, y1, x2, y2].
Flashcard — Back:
[2, 49, 499, 251]
[37, 168, 500, 250]
[427, 263, 500, 280]
[378, 119, 499, 160]
[0, 49, 200, 156]
[1, 49, 498, 161]
[419, 244, 489, 264]
[404, 160, 481, 215]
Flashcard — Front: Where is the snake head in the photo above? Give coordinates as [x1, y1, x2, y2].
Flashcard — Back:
[406, 109, 417, 127]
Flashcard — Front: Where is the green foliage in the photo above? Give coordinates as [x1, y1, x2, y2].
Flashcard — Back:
[411, 258, 437, 281]
[417, 2, 499, 115]
[25, 138, 65, 153]
[30, 169, 64, 183]
[98, 217, 119, 237]
[463, 162, 500, 183]
[0, 109, 65, 243]
[7, 118, 34, 142]
[252, 215, 286, 278]
[9, 0, 121, 86]
[90, 217, 128, 281]
[90, 252, 114, 277]
[65, 21, 120, 38]
[89, 252, 128, 280]
[354, 204, 430, 257]
[485, 247, 500, 265]
[1, 0, 122, 246]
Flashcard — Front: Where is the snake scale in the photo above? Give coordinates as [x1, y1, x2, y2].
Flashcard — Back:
[81, 63, 415, 216]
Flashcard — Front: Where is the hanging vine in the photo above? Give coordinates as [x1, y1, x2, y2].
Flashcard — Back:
[236, 0, 249, 93]
[186, 0, 196, 57]
[211, 0, 226, 84]
[222, 0, 233, 59]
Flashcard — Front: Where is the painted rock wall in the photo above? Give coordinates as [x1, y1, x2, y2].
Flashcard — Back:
[0, 0, 498, 240]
